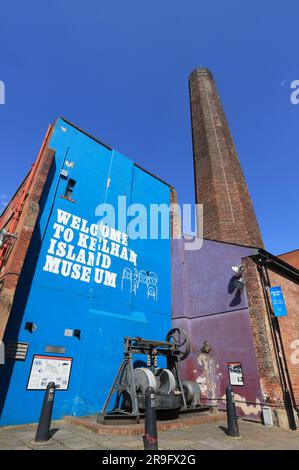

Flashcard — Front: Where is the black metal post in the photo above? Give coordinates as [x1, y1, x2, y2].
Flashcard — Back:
[226, 386, 240, 437]
[35, 382, 56, 442]
[143, 387, 158, 450]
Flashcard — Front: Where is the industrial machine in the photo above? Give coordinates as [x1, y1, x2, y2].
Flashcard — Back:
[97, 328, 202, 424]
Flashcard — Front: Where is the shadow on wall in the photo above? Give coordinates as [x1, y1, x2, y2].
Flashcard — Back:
[0, 158, 56, 419]
[228, 276, 242, 307]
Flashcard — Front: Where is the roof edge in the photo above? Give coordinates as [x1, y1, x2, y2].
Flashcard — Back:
[249, 248, 299, 283]
[59, 116, 113, 151]
[59, 117, 174, 189]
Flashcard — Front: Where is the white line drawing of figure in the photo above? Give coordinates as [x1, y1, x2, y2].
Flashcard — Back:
[147, 286, 156, 300]
[121, 267, 133, 292]
[137, 270, 148, 289]
[147, 271, 158, 301]
[121, 267, 158, 300]
[132, 268, 139, 295]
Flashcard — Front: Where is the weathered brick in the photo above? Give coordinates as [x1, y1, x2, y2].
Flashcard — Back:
[0, 132, 55, 340]
[189, 68, 264, 248]
[243, 256, 299, 412]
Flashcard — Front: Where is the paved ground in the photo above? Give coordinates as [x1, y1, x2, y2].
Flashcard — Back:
[0, 419, 298, 450]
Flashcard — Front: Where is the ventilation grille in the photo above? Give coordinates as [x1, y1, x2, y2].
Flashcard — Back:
[5, 342, 29, 360]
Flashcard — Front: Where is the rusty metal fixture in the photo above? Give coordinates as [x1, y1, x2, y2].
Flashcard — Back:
[154, 368, 176, 395]
[201, 340, 211, 354]
[165, 328, 191, 360]
[0, 229, 17, 248]
[182, 380, 201, 406]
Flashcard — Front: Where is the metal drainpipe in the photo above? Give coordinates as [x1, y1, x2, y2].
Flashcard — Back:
[258, 262, 297, 429]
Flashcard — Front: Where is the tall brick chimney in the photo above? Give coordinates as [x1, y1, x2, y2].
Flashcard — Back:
[189, 68, 264, 248]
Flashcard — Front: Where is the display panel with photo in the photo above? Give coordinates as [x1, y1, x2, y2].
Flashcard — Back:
[228, 362, 244, 386]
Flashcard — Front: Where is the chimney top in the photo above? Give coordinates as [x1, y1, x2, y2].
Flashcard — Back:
[189, 67, 214, 82]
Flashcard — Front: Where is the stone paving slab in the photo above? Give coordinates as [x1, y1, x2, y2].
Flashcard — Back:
[0, 418, 299, 450]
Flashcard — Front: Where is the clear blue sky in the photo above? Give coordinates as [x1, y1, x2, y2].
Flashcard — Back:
[0, 1, 298, 255]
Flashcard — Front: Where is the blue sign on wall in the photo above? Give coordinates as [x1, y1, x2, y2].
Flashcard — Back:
[269, 286, 287, 317]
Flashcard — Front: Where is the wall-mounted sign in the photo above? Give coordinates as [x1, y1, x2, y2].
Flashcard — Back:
[42, 208, 159, 302]
[27, 355, 72, 391]
[269, 286, 287, 317]
[228, 362, 244, 386]
[45, 345, 66, 354]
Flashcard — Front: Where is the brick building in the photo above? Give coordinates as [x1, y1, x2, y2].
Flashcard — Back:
[0, 127, 54, 341]
[0, 70, 298, 428]
[0, 118, 172, 425]
[172, 68, 299, 429]
[189, 68, 263, 248]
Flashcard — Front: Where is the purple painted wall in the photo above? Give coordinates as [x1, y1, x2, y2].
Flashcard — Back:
[172, 238, 263, 421]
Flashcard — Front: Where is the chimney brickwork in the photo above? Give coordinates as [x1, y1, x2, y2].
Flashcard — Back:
[189, 67, 264, 248]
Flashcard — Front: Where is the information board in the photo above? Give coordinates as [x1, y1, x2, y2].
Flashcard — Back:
[228, 362, 244, 386]
[27, 355, 72, 390]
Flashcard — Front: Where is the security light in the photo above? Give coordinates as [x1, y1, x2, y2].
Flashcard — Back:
[233, 278, 244, 291]
[232, 265, 244, 292]
[74, 329, 81, 339]
[25, 322, 37, 333]
[232, 265, 243, 277]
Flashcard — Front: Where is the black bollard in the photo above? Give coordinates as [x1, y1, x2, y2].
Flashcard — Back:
[226, 385, 240, 437]
[143, 387, 158, 450]
[35, 382, 56, 442]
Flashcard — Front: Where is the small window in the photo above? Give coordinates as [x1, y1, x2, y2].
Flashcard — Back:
[64, 178, 76, 201]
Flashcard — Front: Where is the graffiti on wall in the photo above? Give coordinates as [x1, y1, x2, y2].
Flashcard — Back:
[196, 353, 217, 406]
[42, 209, 159, 299]
[121, 267, 158, 301]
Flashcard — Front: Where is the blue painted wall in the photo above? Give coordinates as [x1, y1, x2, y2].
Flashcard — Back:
[0, 118, 171, 425]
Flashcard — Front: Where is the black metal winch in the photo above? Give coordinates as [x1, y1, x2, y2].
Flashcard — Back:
[97, 328, 203, 424]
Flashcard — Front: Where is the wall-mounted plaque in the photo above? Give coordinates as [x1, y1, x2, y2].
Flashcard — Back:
[228, 362, 244, 386]
[27, 355, 72, 390]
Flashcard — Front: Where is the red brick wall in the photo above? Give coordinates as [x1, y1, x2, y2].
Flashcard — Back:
[268, 269, 299, 408]
[279, 250, 299, 270]
[170, 186, 181, 239]
[0, 135, 54, 340]
[242, 257, 283, 406]
[189, 68, 264, 248]
[243, 256, 299, 413]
